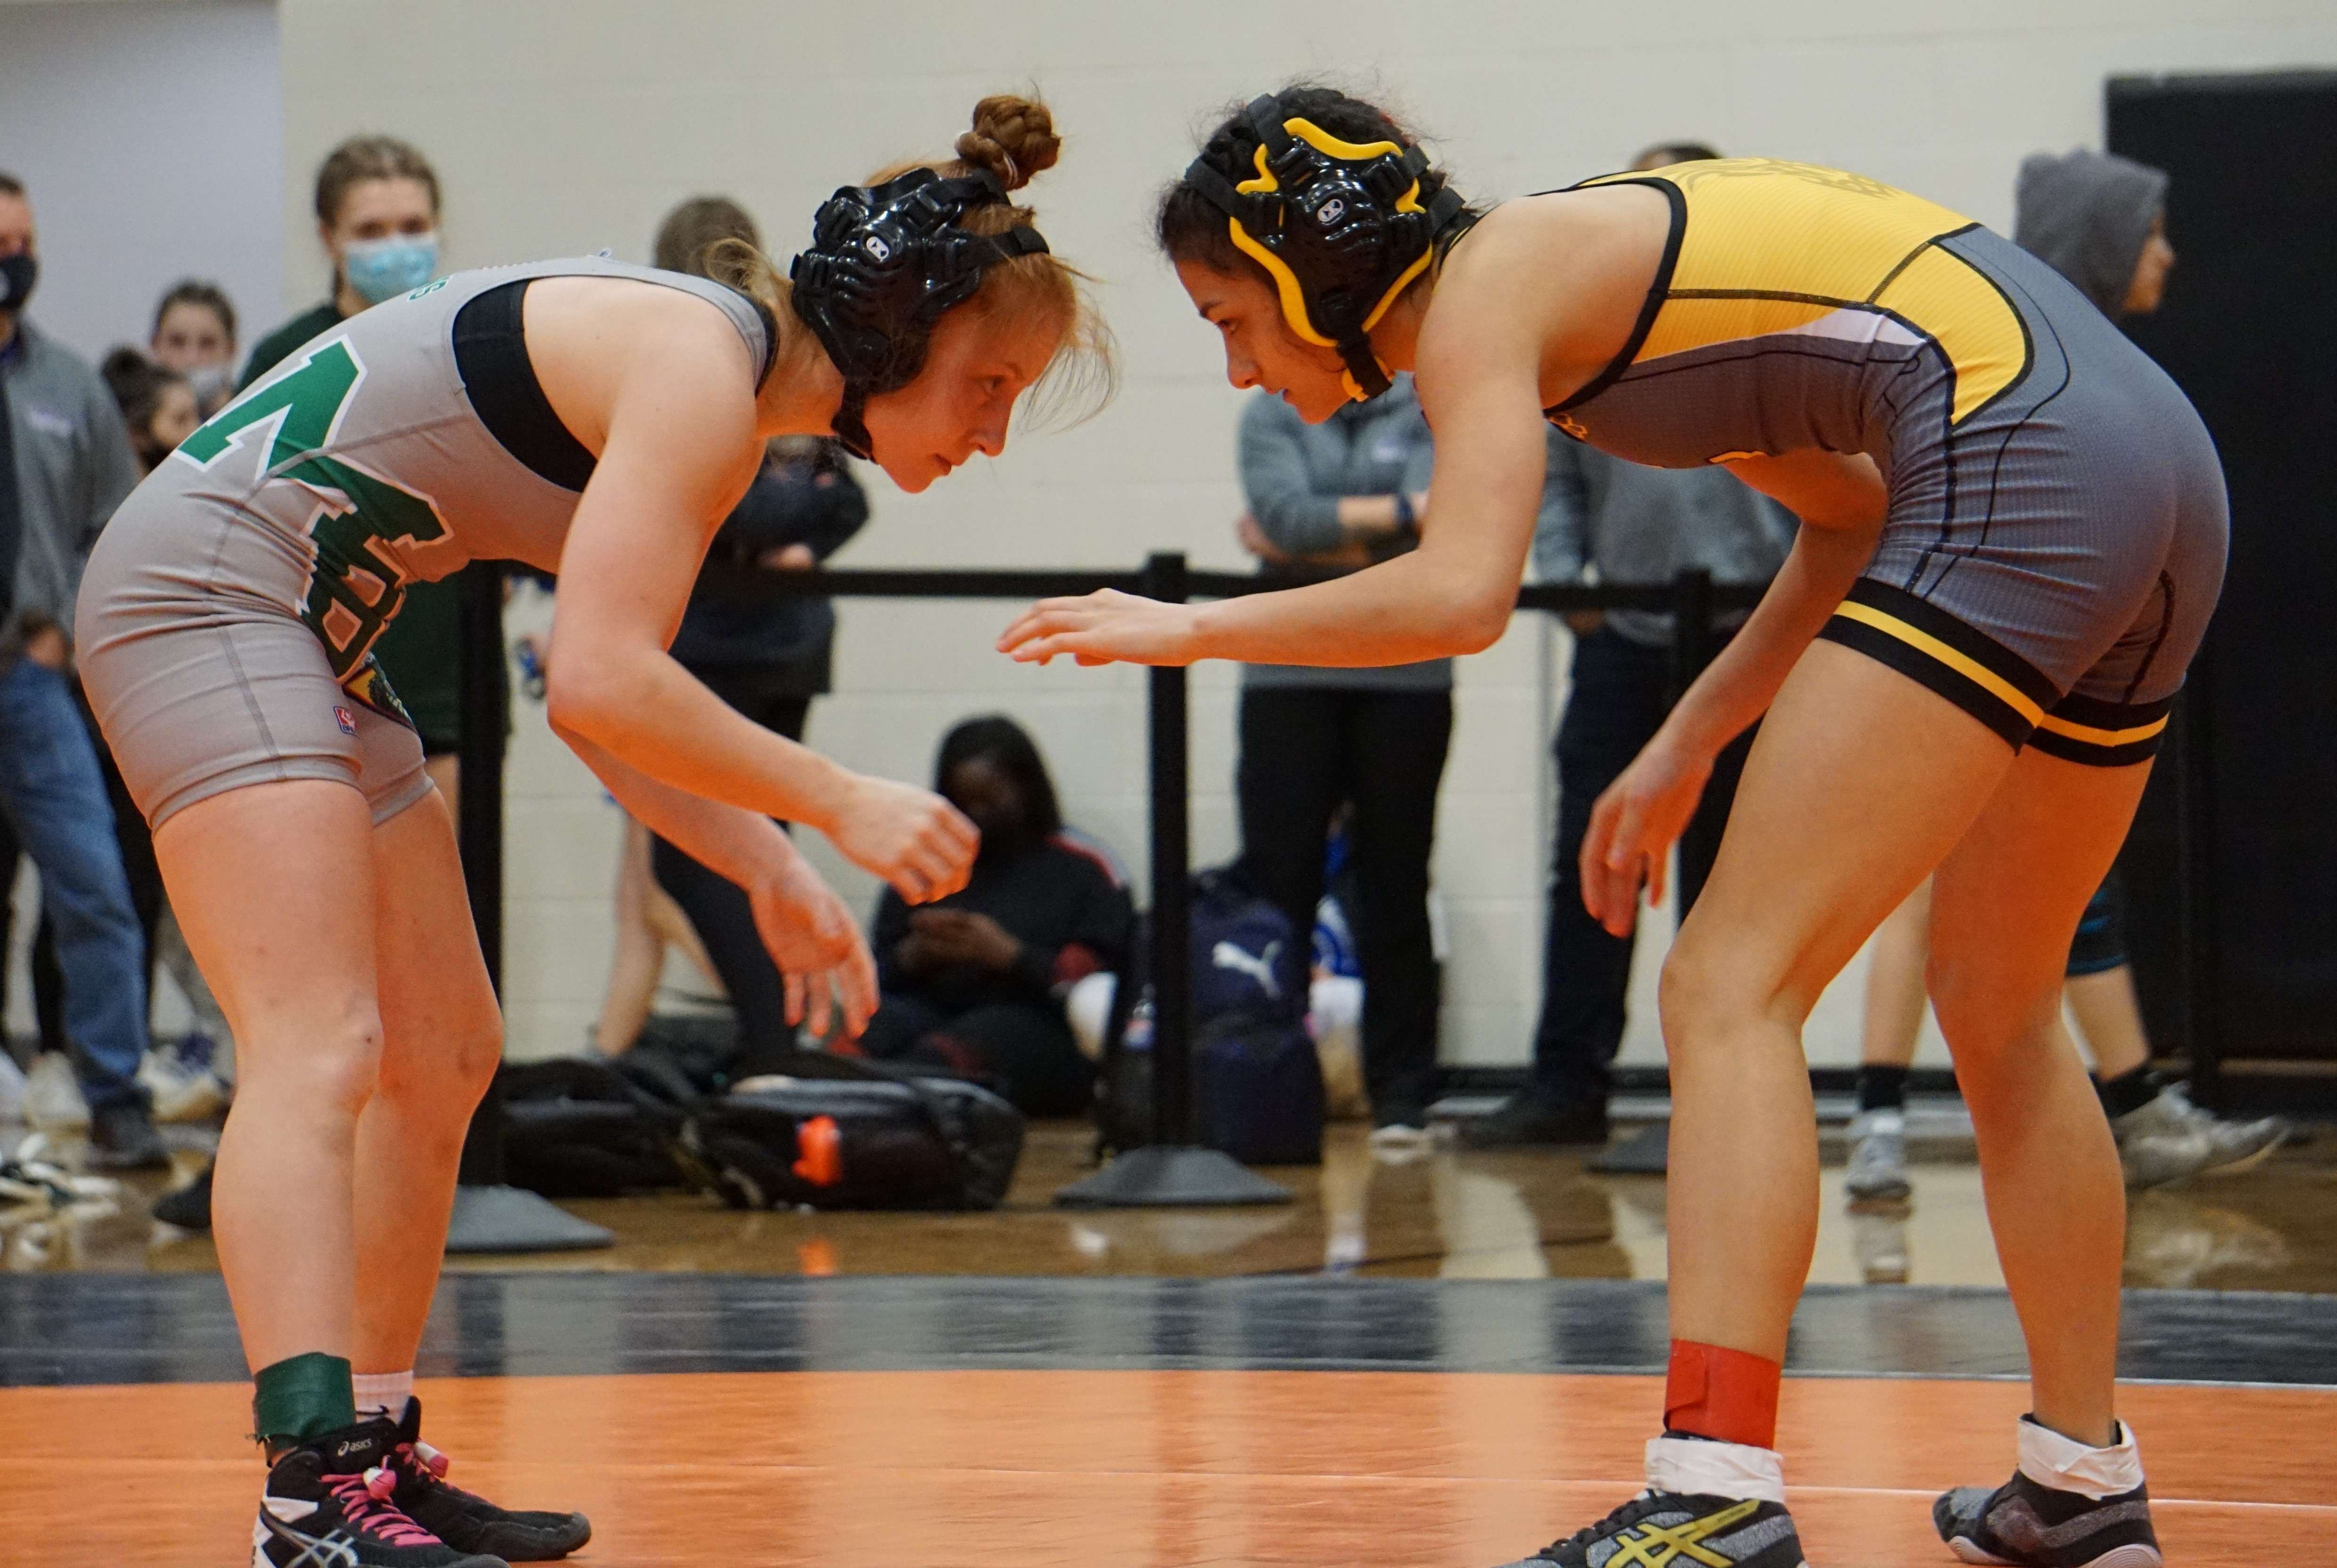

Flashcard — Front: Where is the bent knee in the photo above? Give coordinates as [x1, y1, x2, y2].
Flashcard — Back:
[1925, 951, 2060, 1047]
[1657, 936, 1814, 1056]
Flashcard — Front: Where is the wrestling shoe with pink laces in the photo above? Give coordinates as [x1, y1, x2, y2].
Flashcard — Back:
[382, 1397, 592, 1561]
[254, 1419, 505, 1567]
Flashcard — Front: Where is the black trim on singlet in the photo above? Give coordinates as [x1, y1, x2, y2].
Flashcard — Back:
[453, 279, 599, 493]
[745, 293, 781, 390]
[452, 273, 779, 493]
[1545, 176, 1686, 416]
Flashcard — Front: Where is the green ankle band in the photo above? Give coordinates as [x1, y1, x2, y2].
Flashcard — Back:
[252, 1352, 357, 1446]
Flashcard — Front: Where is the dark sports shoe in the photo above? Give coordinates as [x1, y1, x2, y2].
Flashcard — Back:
[1459, 1093, 1610, 1150]
[1495, 1491, 1807, 1567]
[153, 1159, 213, 1229]
[255, 1421, 507, 1567]
[1934, 1469, 2160, 1567]
[87, 1100, 170, 1170]
[384, 1397, 592, 1561]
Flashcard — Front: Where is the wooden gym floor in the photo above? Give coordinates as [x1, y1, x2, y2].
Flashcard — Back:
[7, 1119, 2336, 1563]
[5, 1266, 2335, 1566]
[26, 1116, 2337, 1292]
[4, 1366, 2331, 1566]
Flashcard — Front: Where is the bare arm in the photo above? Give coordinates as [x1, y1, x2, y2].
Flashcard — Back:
[541, 304, 975, 903]
[1649, 447, 1885, 756]
[1001, 343, 1545, 667]
[1577, 446, 1887, 933]
[558, 724, 877, 1037]
[1000, 200, 1631, 669]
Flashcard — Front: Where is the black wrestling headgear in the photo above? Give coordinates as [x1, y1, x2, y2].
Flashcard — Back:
[1179, 95, 1467, 400]
[788, 167, 1051, 459]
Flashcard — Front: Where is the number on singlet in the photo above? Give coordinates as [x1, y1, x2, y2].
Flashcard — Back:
[178, 337, 448, 679]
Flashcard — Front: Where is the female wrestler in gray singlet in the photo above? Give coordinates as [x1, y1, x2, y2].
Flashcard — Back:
[1002, 85, 2218, 1568]
[76, 95, 1105, 1568]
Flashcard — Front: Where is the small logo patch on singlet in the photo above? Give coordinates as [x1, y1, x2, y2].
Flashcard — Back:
[334, 706, 358, 736]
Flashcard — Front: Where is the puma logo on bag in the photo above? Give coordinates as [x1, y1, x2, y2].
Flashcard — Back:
[1212, 938, 1284, 1001]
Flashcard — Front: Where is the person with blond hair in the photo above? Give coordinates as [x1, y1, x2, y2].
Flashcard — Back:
[78, 96, 1108, 1567]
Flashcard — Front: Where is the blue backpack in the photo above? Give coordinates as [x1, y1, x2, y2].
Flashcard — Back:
[1095, 866, 1324, 1165]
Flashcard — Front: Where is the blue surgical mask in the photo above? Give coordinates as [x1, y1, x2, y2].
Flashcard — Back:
[342, 234, 440, 305]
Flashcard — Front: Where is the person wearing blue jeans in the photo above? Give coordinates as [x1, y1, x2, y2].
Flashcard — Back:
[0, 169, 163, 1167]
[0, 658, 156, 1147]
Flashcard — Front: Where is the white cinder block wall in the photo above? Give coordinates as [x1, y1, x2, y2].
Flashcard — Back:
[268, 0, 2337, 1067]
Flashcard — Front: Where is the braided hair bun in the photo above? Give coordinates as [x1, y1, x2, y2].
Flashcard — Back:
[955, 95, 1062, 192]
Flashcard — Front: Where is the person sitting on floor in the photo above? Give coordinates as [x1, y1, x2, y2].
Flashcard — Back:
[855, 715, 1132, 1115]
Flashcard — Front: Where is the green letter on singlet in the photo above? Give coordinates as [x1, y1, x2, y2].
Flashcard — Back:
[180, 337, 366, 472]
[176, 337, 448, 680]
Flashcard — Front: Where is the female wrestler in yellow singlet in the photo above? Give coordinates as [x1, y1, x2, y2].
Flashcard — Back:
[1002, 85, 2219, 1568]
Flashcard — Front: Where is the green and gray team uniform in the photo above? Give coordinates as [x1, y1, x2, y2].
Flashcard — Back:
[76, 256, 775, 829]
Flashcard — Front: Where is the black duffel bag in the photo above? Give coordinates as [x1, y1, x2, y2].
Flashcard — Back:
[500, 1056, 696, 1198]
[679, 1048, 1024, 1211]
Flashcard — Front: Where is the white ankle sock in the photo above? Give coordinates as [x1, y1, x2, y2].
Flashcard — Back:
[352, 1370, 414, 1422]
[1645, 1435, 1787, 1505]
[2017, 1415, 2145, 1501]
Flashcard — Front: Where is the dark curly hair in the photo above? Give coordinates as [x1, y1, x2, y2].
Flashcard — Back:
[1155, 82, 1478, 287]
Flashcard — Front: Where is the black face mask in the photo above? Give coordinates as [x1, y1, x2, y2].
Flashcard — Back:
[0, 253, 35, 315]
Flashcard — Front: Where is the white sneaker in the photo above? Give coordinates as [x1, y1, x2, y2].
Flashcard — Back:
[2113, 1084, 2285, 1189]
[0, 1052, 27, 1125]
[2154, 1082, 2287, 1176]
[138, 1047, 230, 1124]
[1844, 1109, 1912, 1203]
[23, 1054, 90, 1131]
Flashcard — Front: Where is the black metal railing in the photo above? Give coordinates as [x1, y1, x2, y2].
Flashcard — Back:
[452, 557, 1764, 1199]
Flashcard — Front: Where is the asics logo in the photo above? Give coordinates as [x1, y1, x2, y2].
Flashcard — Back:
[260, 1509, 359, 1567]
[1212, 939, 1284, 1000]
[1605, 1498, 1762, 1567]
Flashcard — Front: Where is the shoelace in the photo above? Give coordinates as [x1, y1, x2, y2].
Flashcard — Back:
[1537, 1491, 1663, 1561]
[394, 1440, 453, 1487]
[325, 1469, 439, 1546]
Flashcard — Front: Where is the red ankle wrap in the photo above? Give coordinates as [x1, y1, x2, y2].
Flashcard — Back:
[1663, 1339, 1781, 1449]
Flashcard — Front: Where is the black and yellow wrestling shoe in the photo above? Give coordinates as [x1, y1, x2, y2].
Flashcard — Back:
[1496, 1491, 1808, 1568]
[378, 1397, 592, 1562]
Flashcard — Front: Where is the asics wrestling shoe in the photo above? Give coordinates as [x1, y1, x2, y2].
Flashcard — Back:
[254, 1420, 506, 1568]
[381, 1397, 592, 1561]
[1935, 1469, 2159, 1567]
[1494, 1491, 1808, 1567]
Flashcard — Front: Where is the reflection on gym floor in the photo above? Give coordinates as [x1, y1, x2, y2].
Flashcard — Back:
[2, 1116, 2326, 1291]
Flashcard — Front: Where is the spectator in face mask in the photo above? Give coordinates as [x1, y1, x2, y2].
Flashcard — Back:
[240, 135, 442, 385]
[237, 136, 500, 826]
[147, 281, 238, 417]
[849, 716, 1134, 1116]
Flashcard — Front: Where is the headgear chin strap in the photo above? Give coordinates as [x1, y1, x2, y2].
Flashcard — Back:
[1182, 95, 1467, 401]
[788, 167, 1051, 460]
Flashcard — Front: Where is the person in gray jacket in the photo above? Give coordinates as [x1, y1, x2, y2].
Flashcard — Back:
[1234, 372, 1449, 1144]
[0, 171, 164, 1167]
[1461, 143, 1799, 1151]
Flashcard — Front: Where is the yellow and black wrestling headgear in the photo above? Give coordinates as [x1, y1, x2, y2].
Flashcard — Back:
[1180, 94, 1468, 400]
